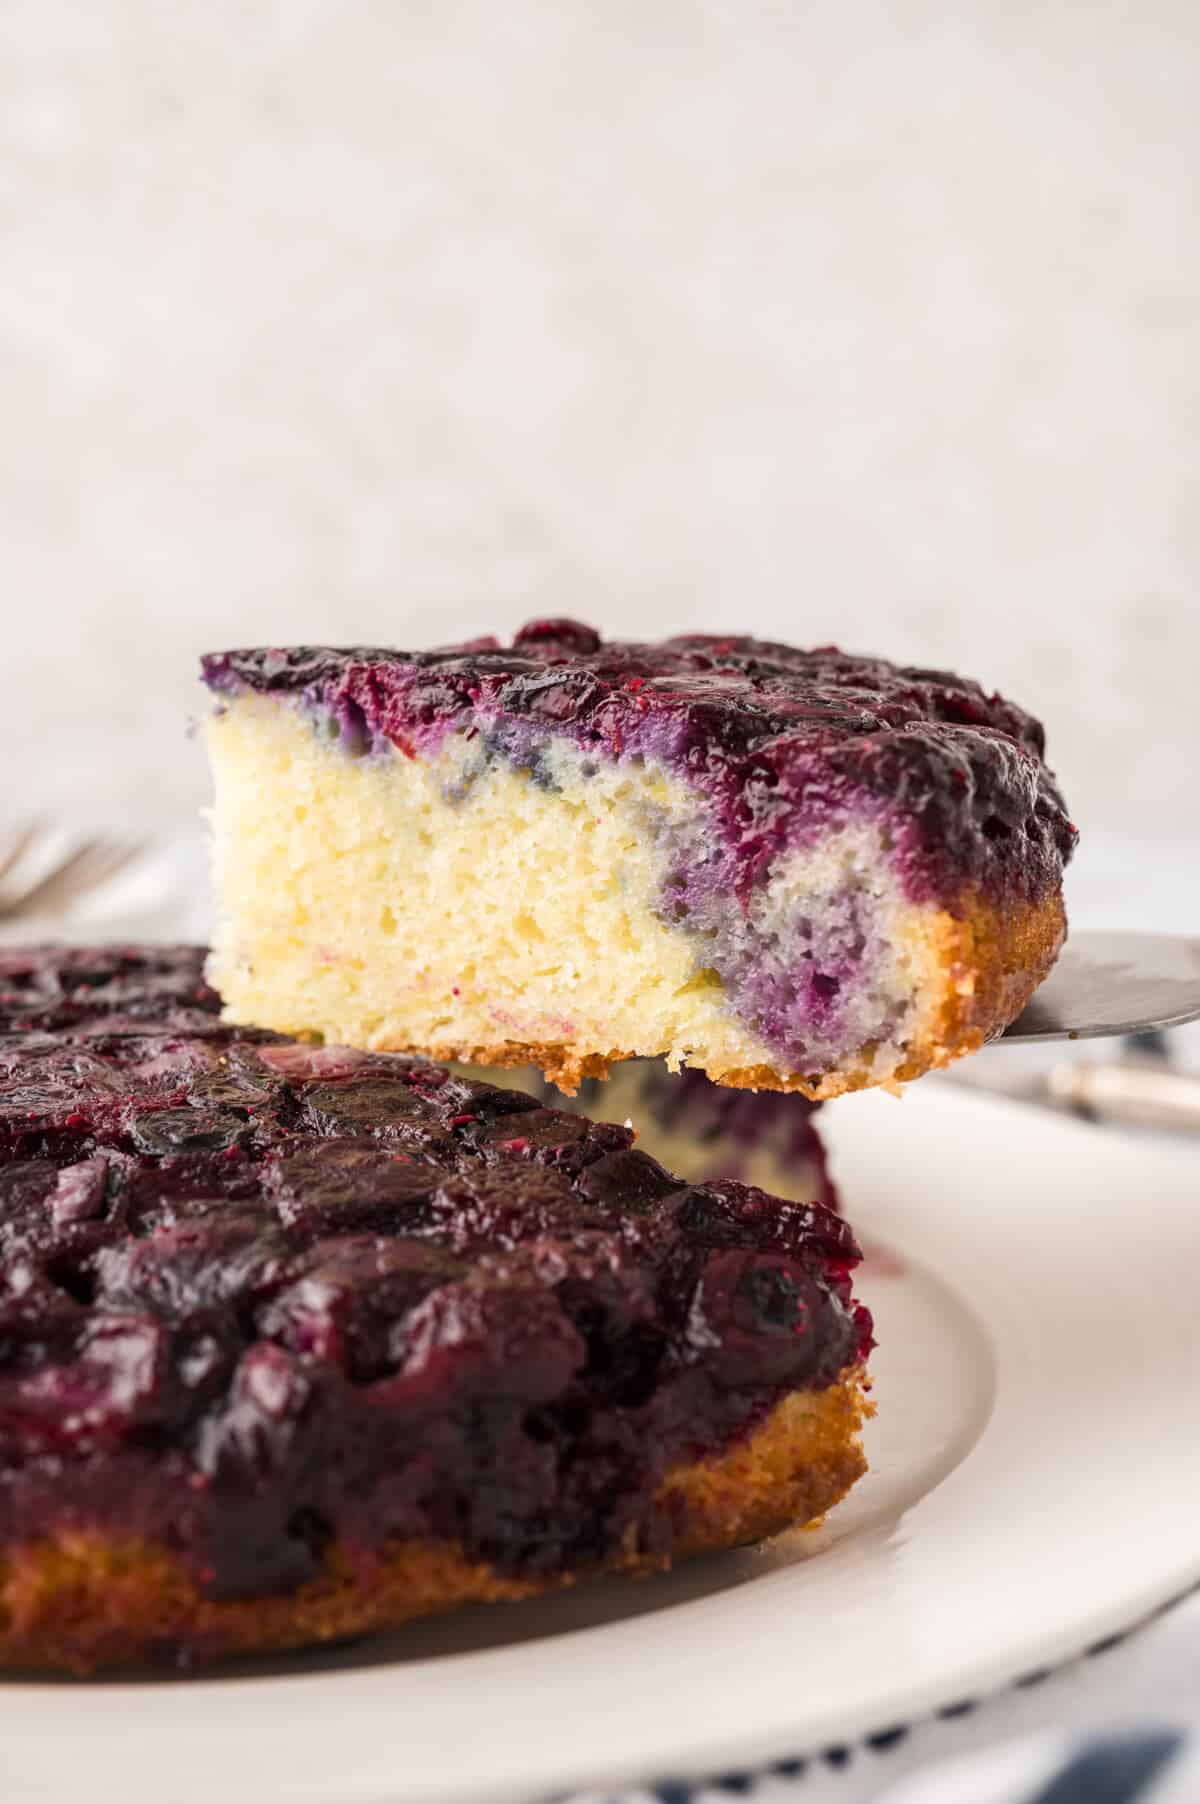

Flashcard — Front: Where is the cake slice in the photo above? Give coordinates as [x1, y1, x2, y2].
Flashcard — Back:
[202, 620, 1076, 1098]
[0, 945, 871, 1672]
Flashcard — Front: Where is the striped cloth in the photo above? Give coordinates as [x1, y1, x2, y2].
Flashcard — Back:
[567, 1734, 1193, 1804]
[570, 1734, 1193, 1803]
[563, 1588, 1200, 1804]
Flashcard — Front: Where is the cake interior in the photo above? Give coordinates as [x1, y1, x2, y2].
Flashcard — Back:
[207, 694, 957, 1092]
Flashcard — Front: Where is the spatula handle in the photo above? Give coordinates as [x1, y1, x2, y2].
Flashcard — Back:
[1047, 1060, 1200, 1134]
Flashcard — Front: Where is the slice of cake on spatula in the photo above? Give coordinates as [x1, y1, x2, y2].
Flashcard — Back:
[202, 620, 1076, 1098]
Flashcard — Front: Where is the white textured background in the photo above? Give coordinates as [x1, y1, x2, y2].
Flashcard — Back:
[2, 0, 1198, 846]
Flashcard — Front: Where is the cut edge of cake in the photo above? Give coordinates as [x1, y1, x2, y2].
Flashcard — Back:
[456, 1058, 840, 1211]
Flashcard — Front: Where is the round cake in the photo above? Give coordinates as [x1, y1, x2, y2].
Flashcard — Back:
[0, 945, 871, 1672]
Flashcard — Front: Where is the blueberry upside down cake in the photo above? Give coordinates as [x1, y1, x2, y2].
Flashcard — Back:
[0, 946, 871, 1671]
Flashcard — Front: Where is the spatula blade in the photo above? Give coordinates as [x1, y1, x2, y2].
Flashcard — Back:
[1000, 931, 1200, 1044]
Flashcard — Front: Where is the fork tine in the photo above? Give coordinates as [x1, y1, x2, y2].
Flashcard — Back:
[0, 833, 148, 923]
[0, 820, 45, 887]
[0, 841, 112, 921]
[72, 839, 146, 899]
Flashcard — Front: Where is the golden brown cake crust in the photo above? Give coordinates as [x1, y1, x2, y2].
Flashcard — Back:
[716, 885, 1068, 1100]
[0, 1373, 869, 1674]
[353, 888, 1066, 1098]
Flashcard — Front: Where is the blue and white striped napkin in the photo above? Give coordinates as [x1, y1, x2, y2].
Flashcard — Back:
[571, 1732, 1193, 1803]
[563, 1587, 1200, 1804]
[567, 1733, 1193, 1804]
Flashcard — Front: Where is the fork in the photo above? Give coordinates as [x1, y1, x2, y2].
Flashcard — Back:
[0, 823, 146, 924]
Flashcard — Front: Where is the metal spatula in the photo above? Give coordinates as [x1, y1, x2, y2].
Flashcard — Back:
[966, 931, 1200, 1134]
[1000, 931, 1200, 1043]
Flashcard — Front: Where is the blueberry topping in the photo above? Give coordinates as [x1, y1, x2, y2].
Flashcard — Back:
[202, 623, 1076, 912]
[0, 944, 870, 1601]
